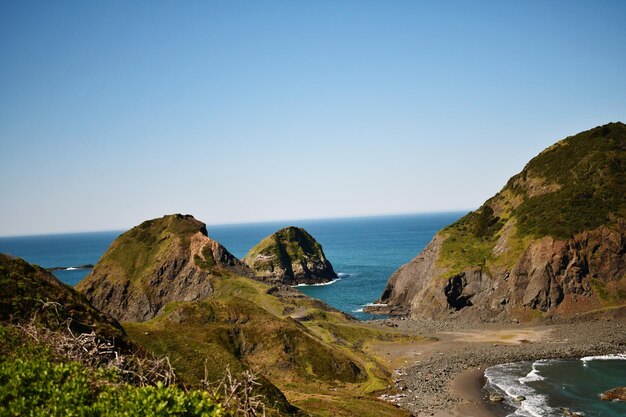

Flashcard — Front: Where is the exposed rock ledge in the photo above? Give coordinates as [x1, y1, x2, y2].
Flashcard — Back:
[366, 223, 626, 321]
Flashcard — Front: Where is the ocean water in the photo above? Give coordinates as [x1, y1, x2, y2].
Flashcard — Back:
[484, 355, 626, 417]
[0, 230, 123, 286]
[0, 212, 465, 319]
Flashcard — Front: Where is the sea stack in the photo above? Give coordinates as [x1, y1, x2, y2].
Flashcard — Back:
[367, 122, 626, 321]
[76, 214, 253, 322]
[243, 226, 338, 285]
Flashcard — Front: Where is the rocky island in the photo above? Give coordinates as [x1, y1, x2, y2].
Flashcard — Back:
[243, 226, 338, 285]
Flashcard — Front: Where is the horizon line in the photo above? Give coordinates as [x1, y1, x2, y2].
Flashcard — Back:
[0, 208, 473, 239]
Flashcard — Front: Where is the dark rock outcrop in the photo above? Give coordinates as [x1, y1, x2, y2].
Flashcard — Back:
[367, 122, 626, 320]
[243, 226, 337, 285]
[76, 214, 253, 322]
[600, 386, 626, 401]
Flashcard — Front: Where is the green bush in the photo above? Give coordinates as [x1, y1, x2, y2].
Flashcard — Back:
[0, 358, 94, 417]
[92, 384, 223, 417]
[514, 123, 626, 239]
[0, 358, 224, 417]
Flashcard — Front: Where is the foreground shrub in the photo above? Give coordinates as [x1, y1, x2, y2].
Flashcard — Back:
[0, 357, 224, 417]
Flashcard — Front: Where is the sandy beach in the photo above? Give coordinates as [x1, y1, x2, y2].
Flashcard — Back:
[370, 306, 626, 416]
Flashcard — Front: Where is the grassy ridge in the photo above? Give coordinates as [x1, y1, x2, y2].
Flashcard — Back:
[437, 122, 626, 274]
[79, 215, 206, 288]
[0, 254, 125, 341]
[124, 275, 414, 417]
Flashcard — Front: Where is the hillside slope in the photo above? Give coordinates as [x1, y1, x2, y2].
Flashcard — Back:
[0, 254, 230, 417]
[77, 215, 412, 417]
[367, 122, 626, 321]
[0, 253, 125, 341]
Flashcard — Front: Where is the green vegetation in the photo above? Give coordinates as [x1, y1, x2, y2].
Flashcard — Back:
[79, 214, 206, 288]
[0, 322, 220, 417]
[437, 122, 626, 275]
[0, 325, 223, 417]
[513, 122, 626, 238]
[0, 254, 124, 340]
[0, 254, 273, 417]
[252, 227, 319, 262]
[194, 245, 217, 271]
[514, 185, 620, 239]
[591, 278, 610, 301]
[124, 275, 411, 417]
[124, 295, 366, 385]
[0, 358, 223, 417]
[437, 206, 502, 276]
[472, 206, 503, 238]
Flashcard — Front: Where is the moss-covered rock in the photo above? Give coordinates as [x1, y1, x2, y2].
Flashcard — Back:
[76, 214, 253, 322]
[369, 122, 626, 321]
[243, 227, 337, 285]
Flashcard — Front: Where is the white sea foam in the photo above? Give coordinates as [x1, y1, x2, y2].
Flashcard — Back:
[292, 278, 341, 287]
[519, 361, 546, 384]
[337, 272, 350, 278]
[580, 353, 626, 364]
[352, 302, 386, 313]
[485, 361, 559, 417]
[515, 393, 554, 417]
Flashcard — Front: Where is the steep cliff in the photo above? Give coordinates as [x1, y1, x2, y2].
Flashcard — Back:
[243, 226, 337, 285]
[367, 122, 626, 321]
[76, 214, 253, 322]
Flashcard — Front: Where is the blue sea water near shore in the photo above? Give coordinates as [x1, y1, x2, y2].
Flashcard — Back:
[0, 212, 465, 319]
[485, 355, 626, 417]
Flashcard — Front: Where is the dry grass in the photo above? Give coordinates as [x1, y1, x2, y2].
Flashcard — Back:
[16, 301, 177, 387]
[203, 364, 269, 417]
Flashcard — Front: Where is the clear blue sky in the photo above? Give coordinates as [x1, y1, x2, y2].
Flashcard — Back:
[1, 1, 625, 236]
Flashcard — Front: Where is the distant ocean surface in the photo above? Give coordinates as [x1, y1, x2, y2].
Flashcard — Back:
[0, 212, 465, 319]
[485, 355, 626, 417]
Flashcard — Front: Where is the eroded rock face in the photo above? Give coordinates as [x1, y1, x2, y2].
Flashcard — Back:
[243, 227, 337, 285]
[76, 214, 253, 322]
[368, 222, 626, 321]
[367, 235, 446, 316]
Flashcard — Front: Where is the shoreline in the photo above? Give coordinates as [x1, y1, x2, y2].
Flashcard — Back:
[370, 307, 626, 416]
[432, 367, 498, 417]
